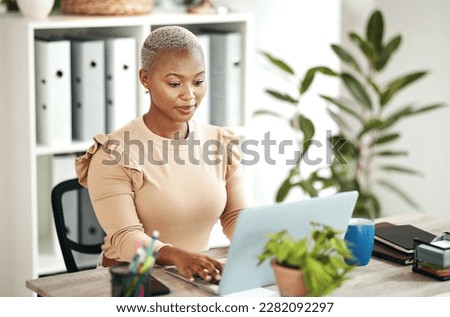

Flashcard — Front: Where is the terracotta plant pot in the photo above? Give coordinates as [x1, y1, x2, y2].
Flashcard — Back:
[271, 259, 308, 297]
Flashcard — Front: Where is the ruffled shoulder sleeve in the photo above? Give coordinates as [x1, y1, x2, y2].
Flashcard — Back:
[220, 127, 243, 180]
[75, 134, 143, 191]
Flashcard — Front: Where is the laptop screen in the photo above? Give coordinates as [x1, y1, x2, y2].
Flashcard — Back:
[217, 191, 358, 295]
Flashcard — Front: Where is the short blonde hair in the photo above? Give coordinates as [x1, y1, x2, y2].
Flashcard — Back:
[141, 26, 201, 71]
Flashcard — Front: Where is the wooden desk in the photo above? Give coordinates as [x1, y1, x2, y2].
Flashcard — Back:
[26, 213, 450, 297]
[27, 247, 228, 297]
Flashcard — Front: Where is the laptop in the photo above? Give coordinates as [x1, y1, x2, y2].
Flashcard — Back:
[163, 191, 358, 296]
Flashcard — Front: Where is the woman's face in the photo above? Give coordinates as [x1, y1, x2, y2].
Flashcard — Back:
[141, 47, 206, 124]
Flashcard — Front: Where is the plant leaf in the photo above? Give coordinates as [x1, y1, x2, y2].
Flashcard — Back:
[260, 51, 295, 75]
[375, 150, 408, 157]
[276, 177, 293, 202]
[379, 105, 414, 130]
[299, 115, 315, 152]
[331, 44, 361, 73]
[366, 76, 383, 95]
[252, 109, 284, 119]
[327, 108, 351, 132]
[377, 179, 420, 209]
[320, 94, 365, 123]
[380, 71, 428, 106]
[379, 164, 423, 176]
[349, 32, 377, 65]
[300, 66, 339, 94]
[265, 89, 298, 104]
[294, 180, 318, 197]
[289, 114, 315, 155]
[375, 35, 402, 71]
[408, 103, 446, 116]
[342, 73, 373, 110]
[328, 134, 357, 163]
[366, 10, 384, 54]
[358, 118, 384, 137]
[375, 133, 400, 145]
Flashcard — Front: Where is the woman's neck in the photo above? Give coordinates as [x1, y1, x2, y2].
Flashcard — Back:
[143, 112, 189, 139]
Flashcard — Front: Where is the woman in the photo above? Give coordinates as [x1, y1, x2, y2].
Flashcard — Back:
[75, 26, 247, 283]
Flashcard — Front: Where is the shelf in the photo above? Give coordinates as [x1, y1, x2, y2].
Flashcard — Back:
[1, 11, 252, 29]
[0, 10, 254, 296]
[36, 141, 93, 156]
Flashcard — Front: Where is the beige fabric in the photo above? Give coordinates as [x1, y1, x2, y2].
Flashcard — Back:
[75, 116, 247, 263]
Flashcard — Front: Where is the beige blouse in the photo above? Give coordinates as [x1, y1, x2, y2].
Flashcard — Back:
[75, 116, 247, 262]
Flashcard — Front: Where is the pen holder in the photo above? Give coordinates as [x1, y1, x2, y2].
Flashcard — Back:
[110, 264, 151, 297]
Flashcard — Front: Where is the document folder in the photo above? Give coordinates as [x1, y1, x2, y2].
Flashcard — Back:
[208, 31, 242, 127]
[194, 33, 211, 124]
[35, 38, 72, 146]
[71, 39, 106, 141]
[105, 37, 138, 133]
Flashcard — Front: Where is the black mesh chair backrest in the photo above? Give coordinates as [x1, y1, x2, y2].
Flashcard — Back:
[51, 178, 105, 273]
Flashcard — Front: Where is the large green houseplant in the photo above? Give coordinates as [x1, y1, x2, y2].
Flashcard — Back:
[258, 10, 445, 218]
[258, 222, 353, 297]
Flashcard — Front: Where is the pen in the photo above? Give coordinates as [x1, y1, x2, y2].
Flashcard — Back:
[132, 231, 159, 296]
[129, 247, 144, 274]
[143, 230, 160, 265]
[125, 231, 159, 296]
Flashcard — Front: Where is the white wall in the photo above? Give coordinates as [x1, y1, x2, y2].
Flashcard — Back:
[225, 0, 342, 206]
[226, 0, 450, 222]
[342, 0, 450, 221]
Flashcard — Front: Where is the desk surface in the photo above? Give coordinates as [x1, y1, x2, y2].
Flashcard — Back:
[26, 213, 450, 297]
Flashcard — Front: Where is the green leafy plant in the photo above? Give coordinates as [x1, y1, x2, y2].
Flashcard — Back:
[257, 9, 445, 218]
[258, 222, 353, 297]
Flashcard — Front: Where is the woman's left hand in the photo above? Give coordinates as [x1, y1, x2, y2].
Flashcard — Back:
[155, 246, 223, 282]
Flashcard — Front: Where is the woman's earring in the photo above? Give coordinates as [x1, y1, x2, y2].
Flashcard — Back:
[144, 86, 149, 94]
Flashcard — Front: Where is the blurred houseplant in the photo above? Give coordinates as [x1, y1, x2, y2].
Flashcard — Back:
[257, 222, 353, 297]
[257, 9, 444, 218]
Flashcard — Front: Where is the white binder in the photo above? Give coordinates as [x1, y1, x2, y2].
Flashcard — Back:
[208, 31, 242, 127]
[105, 37, 138, 133]
[71, 39, 106, 141]
[35, 38, 72, 146]
[194, 33, 211, 125]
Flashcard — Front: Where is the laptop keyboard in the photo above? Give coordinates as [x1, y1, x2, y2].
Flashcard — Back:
[164, 266, 221, 285]
[194, 275, 220, 285]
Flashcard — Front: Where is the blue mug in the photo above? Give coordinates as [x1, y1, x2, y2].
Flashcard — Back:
[344, 218, 375, 266]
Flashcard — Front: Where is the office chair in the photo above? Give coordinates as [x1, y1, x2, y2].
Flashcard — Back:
[51, 178, 105, 273]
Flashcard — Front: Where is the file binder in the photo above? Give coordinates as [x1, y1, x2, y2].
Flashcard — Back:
[208, 31, 242, 127]
[105, 37, 138, 133]
[194, 33, 211, 124]
[35, 38, 72, 146]
[71, 39, 106, 141]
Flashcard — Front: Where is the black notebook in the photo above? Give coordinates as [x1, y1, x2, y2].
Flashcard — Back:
[375, 224, 436, 254]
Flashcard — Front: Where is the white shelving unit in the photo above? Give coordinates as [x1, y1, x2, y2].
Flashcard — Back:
[0, 11, 254, 296]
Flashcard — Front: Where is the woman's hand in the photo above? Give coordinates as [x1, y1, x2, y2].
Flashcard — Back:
[156, 246, 223, 282]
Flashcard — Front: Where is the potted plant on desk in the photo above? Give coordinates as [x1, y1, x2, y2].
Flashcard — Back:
[258, 222, 353, 297]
